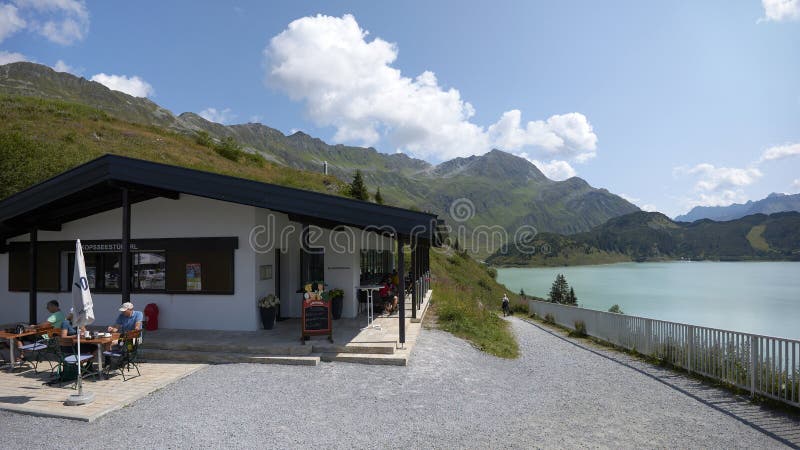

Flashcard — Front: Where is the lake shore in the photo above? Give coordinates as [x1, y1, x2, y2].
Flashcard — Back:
[498, 261, 800, 339]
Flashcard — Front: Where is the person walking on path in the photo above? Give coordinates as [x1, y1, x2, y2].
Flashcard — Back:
[502, 294, 511, 317]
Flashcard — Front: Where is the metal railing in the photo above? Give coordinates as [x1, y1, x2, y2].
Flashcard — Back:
[412, 270, 432, 311]
[528, 299, 800, 409]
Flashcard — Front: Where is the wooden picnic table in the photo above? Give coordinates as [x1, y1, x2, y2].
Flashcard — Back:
[0, 327, 49, 372]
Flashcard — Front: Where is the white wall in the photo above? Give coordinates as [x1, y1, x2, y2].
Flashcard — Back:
[1, 195, 259, 331]
[1, 195, 394, 329]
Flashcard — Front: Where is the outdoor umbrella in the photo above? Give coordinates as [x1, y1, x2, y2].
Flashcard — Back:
[66, 239, 96, 406]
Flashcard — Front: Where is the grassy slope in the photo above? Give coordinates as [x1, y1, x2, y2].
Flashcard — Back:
[429, 249, 533, 358]
[0, 95, 346, 199]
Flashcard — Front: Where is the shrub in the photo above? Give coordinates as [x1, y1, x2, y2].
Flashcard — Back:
[195, 130, 214, 147]
[570, 320, 588, 337]
[544, 313, 555, 324]
[214, 136, 245, 161]
[510, 302, 528, 314]
[242, 151, 265, 167]
[486, 267, 498, 279]
[608, 304, 625, 314]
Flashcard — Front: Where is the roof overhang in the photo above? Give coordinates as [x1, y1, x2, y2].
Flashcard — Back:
[0, 155, 441, 249]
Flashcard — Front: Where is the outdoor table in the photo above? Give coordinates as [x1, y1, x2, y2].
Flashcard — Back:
[66, 333, 119, 378]
[0, 327, 47, 372]
[355, 284, 383, 330]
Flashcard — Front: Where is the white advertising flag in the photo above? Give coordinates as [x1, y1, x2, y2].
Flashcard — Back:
[71, 239, 95, 327]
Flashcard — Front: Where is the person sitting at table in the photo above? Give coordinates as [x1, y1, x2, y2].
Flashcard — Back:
[24, 300, 65, 338]
[383, 295, 399, 316]
[59, 311, 82, 337]
[378, 281, 392, 299]
[59, 312, 96, 353]
[12, 300, 65, 363]
[107, 302, 143, 334]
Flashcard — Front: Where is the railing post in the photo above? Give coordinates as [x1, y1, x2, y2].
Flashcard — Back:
[687, 325, 694, 373]
[644, 319, 652, 356]
[749, 336, 757, 398]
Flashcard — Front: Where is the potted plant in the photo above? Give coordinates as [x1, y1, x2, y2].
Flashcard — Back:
[257, 294, 280, 330]
[325, 288, 345, 320]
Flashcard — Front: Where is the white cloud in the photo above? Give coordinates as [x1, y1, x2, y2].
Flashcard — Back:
[760, 0, 800, 22]
[792, 179, 800, 190]
[249, 115, 263, 123]
[90, 73, 154, 98]
[0, 49, 29, 64]
[688, 190, 748, 208]
[198, 107, 237, 125]
[52, 58, 79, 74]
[12, 0, 89, 45]
[264, 14, 598, 162]
[619, 193, 656, 211]
[515, 152, 576, 180]
[675, 163, 763, 192]
[759, 142, 800, 162]
[0, 3, 26, 43]
[675, 163, 764, 209]
[488, 110, 597, 162]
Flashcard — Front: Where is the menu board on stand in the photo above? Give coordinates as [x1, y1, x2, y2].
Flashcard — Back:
[300, 283, 333, 343]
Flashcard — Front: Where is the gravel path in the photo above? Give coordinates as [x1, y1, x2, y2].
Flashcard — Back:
[0, 317, 795, 448]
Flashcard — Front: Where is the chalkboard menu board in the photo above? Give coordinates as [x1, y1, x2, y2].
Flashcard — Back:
[301, 297, 333, 343]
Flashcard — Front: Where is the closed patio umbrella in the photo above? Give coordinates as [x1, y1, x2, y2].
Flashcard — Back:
[66, 239, 96, 406]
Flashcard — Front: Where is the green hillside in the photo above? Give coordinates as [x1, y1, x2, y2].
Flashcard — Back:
[0, 95, 345, 199]
[487, 211, 800, 266]
[0, 62, 640, 253]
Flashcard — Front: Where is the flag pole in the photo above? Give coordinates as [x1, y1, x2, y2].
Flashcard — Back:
[76, 330, 83, 395]
[66, 238, 95, 406]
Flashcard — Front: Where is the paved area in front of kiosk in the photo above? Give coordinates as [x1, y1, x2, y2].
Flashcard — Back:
[0, 361, 204, 422]
[140, 290, 432, 367]
[0, 292, 431, 422]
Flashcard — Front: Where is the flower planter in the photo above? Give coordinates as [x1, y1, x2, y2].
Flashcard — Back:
[331, 295, 343, 320]
[260, 306, 277, 330]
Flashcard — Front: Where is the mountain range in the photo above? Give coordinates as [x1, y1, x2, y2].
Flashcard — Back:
[486, 210, 800, 266]
[0, 62, 639, 254]
[675, 192, 800, 222]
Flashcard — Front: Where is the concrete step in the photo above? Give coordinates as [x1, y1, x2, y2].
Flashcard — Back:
[319, 353, 407, 366]
[141, 348, 319, 366]
[312, 343, 395, 355]
[141, 341, 314, 356]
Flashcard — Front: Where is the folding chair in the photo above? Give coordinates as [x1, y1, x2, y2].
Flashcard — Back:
[103, 330, 142, 381]
[51, 337, 97, 388]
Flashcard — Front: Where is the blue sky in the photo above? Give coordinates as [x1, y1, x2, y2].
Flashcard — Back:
[1, 0, 799, 217]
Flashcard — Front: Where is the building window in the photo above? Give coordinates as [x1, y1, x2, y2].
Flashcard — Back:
[300, 247, 324, 287]
[133, 251, 166, 290]
[9, 237, 236, 295]
[65, 250, 166, 292]
[66, 252, 120, 292]
[360, 249, 391, 283]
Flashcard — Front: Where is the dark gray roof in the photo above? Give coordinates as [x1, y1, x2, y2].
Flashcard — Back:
[0, 154, 441, 248]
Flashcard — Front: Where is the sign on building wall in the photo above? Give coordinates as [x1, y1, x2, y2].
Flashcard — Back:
[186, 263, 202, 291]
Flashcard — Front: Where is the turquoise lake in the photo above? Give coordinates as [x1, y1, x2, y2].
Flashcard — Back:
[497, 261, 800, 340]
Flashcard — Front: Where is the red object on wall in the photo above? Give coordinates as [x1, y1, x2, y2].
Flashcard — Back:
[144, 303, 159, 331]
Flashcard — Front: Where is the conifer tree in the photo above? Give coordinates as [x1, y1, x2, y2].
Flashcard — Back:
[548, 273, 569, 303]
[567, 287, 577, 305]
[348, 170, 370, 201]
[374, 187, 384, 204]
